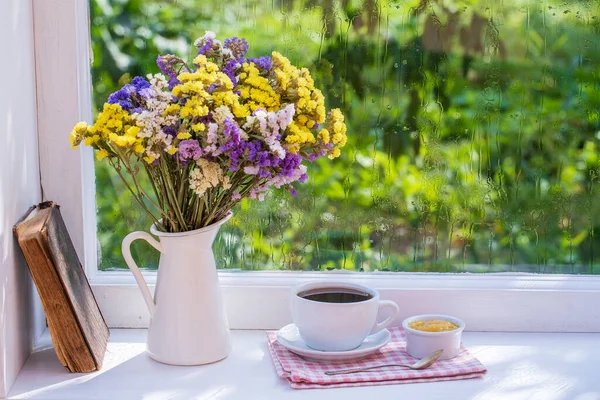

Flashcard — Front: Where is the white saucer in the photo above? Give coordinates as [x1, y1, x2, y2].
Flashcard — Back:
[275, 324, 391, 362]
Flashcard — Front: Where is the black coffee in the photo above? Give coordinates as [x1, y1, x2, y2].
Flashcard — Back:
[298, 288, 373, 303]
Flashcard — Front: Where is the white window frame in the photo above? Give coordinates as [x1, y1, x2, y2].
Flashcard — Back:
[33, 0, 600, 331]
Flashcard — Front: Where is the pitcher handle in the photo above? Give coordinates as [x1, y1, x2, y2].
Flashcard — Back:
[122, 231, 163, 317]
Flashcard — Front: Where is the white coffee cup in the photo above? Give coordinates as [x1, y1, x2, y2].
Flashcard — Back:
[291, 281, 400, 352]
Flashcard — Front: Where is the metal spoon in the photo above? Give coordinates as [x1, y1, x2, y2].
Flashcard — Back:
[324, 349, 444, 375]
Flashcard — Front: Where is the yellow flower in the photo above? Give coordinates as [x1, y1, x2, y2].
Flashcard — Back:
[78, 103, 133, 150]
[173, 81, 206, 98]
[237, 63, 280, 112]
[193, 54, 219, 74]
[74, 121, 88, 132]
[272, 52, 294, 90]
[167, 146, 178, 155]
[95, 149, 109, 161]
[164, 104, 181, 115]
[173, 58, 233, 110]
[177, 131, 192, 140]
[328, 148, 341, 159]
[180, 97, 209, 119]
[134, 143, 145, 154]
[272, 51, 325, 131]
[70, 133, 82, 147]
[318, 129, 330, 144]
[108, 133, 135, 147]
[328, 108, 347, 147]
[143, 155, 156, 164]
[192, 123, 205, 132]
[212, 91, 245, 116]
[285, 122, 315, 145]
[69, 121, 88, 148]
[216, 72, 234, 90]
[125, 126, 140, 138]
[84, 135, 100, 146]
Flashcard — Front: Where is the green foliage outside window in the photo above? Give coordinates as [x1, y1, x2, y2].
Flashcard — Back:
[92, 0, 600, 273]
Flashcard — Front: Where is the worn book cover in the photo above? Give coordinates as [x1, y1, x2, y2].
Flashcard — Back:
[13, 201, 109, 373]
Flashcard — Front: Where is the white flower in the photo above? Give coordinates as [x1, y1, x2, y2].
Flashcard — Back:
[277, 104, 295, 129]
[194, 31, 216, 47]
[249, 184, 269, 201]
[221, 48, 234, 59]
[244, 166, 260, 175]
[131, 73, 178, 160]
[222, 176, 232, 191]
[207, 123, 219, 144]
[249, 105, 295, 160]
[189, 159, 230, 197]
[146, 73, 168, 91]
[266, 164, 307, 188]
[204, 123, 222, 156]
[197, 159, 221, 187]
[212, 106, 234, 124]
[189, 168, 210, 196]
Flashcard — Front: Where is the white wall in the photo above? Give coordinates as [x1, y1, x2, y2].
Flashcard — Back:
[0, 0, 46, 397]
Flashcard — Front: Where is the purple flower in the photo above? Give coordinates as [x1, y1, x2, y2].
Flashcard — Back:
[224, 37, 248, 59]
[229, 141, 249, 172]
[257, 151, 275, 167]
[138, 88, 153, 100]
[226, 135, 305, 178]
[279, 153, 302, 177]
[258, 169, 272, 179]
[107, 84, 135, 110]
[166, 77, 180, 90]
[179, 140, 202, 161]
[247, 140, 262, 162]
[108, 83, 135, 104]
[157, 56, 174, 77]
[219, 119, 242, 153]
[247, 56, 272, 72]
[163, 125, 178, 137]
[221, 59, 240, 86]
[132, 76, 151, 90]
[198, 113, 213, 125]
[156, 55, 181, 89]
[197, 38, 213, 56]
[107, 76, 153, 112]
[116, 99, 133, 111]
[308, 149, 327, 162]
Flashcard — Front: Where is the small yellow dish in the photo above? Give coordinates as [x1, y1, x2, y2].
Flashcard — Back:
[408, 319, 459, 332]
[402, 314, 465, 360]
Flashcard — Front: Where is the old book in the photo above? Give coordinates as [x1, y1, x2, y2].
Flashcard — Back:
[13, 201, 109, 372]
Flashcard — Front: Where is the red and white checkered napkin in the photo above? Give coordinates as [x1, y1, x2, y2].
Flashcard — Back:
[267, 327, 486, 389]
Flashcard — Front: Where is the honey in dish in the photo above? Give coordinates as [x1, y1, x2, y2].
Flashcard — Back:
[408, 319, 459, 332]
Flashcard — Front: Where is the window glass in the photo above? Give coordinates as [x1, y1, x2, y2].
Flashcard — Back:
[91, 0, 600, 273]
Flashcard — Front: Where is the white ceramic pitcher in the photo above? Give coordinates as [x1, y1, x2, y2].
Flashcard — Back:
[122, 213, 232, 365]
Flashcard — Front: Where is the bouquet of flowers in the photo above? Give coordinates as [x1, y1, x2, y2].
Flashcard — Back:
[70, 31, 347, 233]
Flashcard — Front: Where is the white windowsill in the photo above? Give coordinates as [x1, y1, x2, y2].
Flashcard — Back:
[91, 272, 600, 331]
[8, 329, 600, 400]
